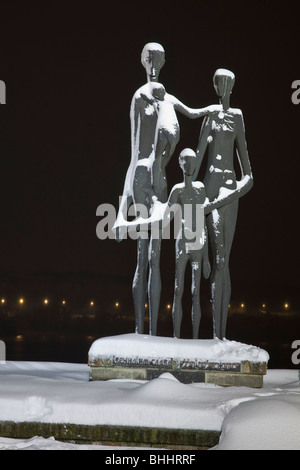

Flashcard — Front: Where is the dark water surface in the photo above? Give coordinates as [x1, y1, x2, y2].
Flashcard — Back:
[1, 311, 299, 370]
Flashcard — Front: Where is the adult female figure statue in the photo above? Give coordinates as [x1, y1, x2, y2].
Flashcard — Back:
[195, 69, 253, 339]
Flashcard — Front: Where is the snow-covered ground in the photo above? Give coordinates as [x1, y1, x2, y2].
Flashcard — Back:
[0, 361, 299, 450]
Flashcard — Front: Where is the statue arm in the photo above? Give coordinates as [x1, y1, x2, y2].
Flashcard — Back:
[168, 186, 180, 207]
[203, 175, 252, 214]
[140, 91, 155, 106]
[202, 224, 211, 279]
[194, 116, 210, 180]
[235, 111, 253, 184]
[165, 186, 181, 223]
[152, 155, 162, 197]
[171, 95, 212, 119]
[131, 96, 142, 147]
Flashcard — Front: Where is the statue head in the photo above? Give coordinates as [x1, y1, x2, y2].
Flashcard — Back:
[213, 68, 235, 98]
[150, 82, 166, 101]
[179, 148, 197, 176]
[141, 43, 165, 82]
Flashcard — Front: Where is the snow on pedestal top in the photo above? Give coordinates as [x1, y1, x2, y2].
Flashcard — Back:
[88, 333, 269, 364]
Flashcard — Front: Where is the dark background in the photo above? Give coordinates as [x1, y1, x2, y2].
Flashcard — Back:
[0, 0, 299, 367]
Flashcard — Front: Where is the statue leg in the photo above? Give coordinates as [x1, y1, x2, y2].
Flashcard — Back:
[220, 199, 239, 338]
[207, 201, 238, 339]
[132, 167, 152, 334]
[172, 249, 188, 338]
[207, 210, 224, 338]
[148, 233, 162, 335]
[191, 259, 201, 339]
[133, 237, 149, 334]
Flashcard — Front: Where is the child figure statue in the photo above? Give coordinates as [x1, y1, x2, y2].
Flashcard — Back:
[168, 149, 211, 339]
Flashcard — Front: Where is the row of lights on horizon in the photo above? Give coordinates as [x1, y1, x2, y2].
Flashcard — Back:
[1, 298, 92, 306]
[0, 299, 125, 309]
[0, 298, 292, 311]
[235, 302, 290, 310]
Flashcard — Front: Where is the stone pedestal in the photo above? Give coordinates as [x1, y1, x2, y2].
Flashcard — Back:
[88, 334, 269, 388]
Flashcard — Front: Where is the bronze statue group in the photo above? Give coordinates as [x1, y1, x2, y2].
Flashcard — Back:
[114, 43, 253, 341]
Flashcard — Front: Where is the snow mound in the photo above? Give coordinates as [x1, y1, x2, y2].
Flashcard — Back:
[214, 398, 300, 450]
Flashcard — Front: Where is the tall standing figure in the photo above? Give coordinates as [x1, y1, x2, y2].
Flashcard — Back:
[195, 69, 253, 339]
[114, 43, 211, 335]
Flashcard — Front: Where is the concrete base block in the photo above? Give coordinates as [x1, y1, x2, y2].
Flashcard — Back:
[90, 366, 264, 388]
[0, 421, 221, 449]
[205, 371, 263, 388]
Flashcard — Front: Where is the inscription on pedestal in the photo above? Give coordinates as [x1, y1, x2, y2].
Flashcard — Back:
[113, 357, 173, 368]
[90, 355, 242, 373]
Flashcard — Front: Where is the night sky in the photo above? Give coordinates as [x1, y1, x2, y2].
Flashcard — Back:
[0, 1, 299, 312]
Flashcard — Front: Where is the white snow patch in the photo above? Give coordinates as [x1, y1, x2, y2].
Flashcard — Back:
[88, 334, 269, 364]
[214, 398, 300, 450]
[0, 361, 299, 450]
[0, 435, 154, 451]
